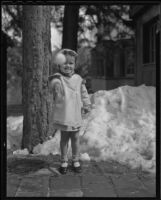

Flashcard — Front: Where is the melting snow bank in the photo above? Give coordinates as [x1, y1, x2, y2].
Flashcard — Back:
[7, 116, 23, 150]
[7, 85, 156, 173]
[79, 85, 156, 173]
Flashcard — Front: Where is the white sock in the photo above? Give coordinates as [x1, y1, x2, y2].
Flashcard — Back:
[73, 161, 80, 167]
[61, 162, 68, 167]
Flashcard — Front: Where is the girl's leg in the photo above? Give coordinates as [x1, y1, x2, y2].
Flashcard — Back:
[60, 131, 70, 163]
[71, 131, 80, 162]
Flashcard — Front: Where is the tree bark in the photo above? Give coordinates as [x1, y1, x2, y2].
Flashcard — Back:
[62, 5, 79, 51]
[22, 6, 53, 152]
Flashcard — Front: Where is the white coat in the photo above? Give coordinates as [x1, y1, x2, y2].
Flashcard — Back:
[49, 73, 91, 128]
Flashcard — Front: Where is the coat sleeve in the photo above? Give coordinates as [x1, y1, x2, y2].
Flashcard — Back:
[81, 80, 91, 108]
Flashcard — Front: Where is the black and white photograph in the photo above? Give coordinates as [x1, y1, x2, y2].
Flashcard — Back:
[1, 1, 160, 198]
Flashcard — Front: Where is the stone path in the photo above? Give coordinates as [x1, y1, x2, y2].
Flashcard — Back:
[7, 154, 156, 197]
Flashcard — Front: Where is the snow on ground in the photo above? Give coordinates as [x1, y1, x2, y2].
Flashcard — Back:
[7, 85, 156, 173]
[7, 116, 23, 151]
[79, 85, 156, 173]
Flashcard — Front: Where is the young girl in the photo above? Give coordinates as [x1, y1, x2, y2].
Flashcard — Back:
[49, 49, 91, 174]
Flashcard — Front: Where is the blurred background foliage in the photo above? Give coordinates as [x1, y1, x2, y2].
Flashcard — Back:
[2, 4, 134, 47]
[2, 4, 134, 102]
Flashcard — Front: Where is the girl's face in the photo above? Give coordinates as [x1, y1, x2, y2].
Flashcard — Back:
[59, 55, 75, 76]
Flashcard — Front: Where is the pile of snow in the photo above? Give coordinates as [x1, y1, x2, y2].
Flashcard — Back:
[13, 148, 29, 155]
[33, 132, 60, 155]
[7, 85, 156, 173]
[7, 116, 23, 150]
[79, 85, 156, 173]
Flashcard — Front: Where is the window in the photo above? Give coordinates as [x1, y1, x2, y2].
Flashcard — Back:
[120, 50, 125, 76]
[96, 58, 106, 77]
[143, 17, 158, 64]
[125, 47, 135, 77]
[91, 40, 134, 79]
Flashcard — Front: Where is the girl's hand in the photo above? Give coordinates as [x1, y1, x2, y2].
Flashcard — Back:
[83, 105, 91, 114]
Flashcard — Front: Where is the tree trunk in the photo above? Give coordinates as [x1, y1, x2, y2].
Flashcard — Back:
[62, 5, 79, 51]
[22, 6, 53, 152]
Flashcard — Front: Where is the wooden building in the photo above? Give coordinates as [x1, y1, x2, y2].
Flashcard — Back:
[130, 4, 161, 86]
[89, 38, 135, 91]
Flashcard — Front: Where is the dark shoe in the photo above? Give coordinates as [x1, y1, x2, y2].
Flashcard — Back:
[59, 166, 68, 174]
[59, 162, 68, 174]
[72, 161, 82, 173]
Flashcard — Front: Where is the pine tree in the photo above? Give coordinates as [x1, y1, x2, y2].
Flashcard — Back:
[22, 6, 53, 152]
